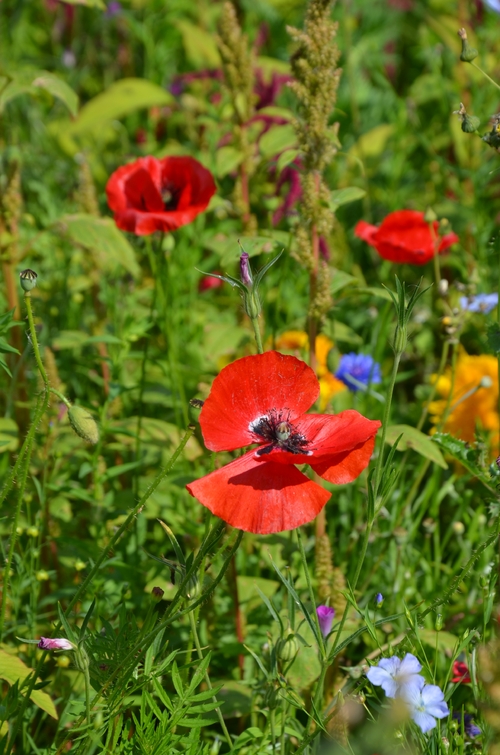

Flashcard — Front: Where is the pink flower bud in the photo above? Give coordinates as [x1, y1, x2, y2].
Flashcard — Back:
[38, 637, 74, 651]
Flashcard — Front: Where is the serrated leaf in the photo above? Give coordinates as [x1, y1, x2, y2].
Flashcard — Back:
[384, 425, 448, 469]
[432, 433, 492, 485]
[0, 649, 57, 719]
[57, 214, 140, 278]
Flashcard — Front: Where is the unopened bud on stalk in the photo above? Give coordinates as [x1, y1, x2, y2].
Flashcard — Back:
[19, 269, 38, 292]
[240, 251, 253, 287]
[393, 325, 407, 355]
[454, 102, 480, 133]
[151, 586, 165, 602]
[68, 406, 99, 444]
[458, 28, 478, 62]
[278, 629, 299, 662]
[435, 613, 443, 631]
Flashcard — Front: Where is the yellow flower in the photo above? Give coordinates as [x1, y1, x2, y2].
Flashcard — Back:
[429, 353, 499, 447]
[319, 372, 347, 410]
[274, 330, 346, 409]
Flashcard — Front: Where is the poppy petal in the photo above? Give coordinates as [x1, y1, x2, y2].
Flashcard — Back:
[354, 220, 379, 245]
[438, 232, 459, 253]
[310, 435, 377, 483]
[199, 351, 319, 452]
[186, 450, 330, 534]
[253, 411, 380, 466]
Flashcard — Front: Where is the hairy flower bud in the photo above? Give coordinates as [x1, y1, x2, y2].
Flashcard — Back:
[151, 586, 165, 602]
[458, 28, 478, 62]
[240, 251, 253, 287]
[68, 406, 99, 444]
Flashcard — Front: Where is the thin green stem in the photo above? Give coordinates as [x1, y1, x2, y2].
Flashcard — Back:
[373, 351, 402, 497]
[470, 61, 500, 93]
[49, 387, 71, 408]
[82, 659, 91, 727]
[251, 316, 264, 354]
[24, 292, 49, 388]
[188, 611, 232, 748]
[296, 528, 326, 660]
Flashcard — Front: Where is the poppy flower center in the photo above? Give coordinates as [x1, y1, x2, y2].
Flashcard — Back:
[161, 183, 180, 210]
[249, 410, 310, 456]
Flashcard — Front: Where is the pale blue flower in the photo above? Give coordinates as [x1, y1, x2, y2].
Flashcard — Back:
[460, 293, 498, 314]
[484, 0, 500, 13]
[366, 653, 424, 699]
[403, 683, 449, 733]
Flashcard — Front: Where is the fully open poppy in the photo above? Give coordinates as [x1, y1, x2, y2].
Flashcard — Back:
[355, 210, 458, 265]
[106, 155, 216, 235]
[187, 351, 380, 534]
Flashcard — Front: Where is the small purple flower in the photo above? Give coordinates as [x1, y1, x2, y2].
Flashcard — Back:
[240, 251, 253, 287]
[403, 683, 449, 733]
[453, 712, 481, 738]
[376, 592, 384, 606]
[366, 653, 424, 699]
[335, 353, 381, 392]
[316, 605, 335, 638]
[460, 293, 498, 314]
[38, 637, 74, 651]
[105, 1, 122, 17]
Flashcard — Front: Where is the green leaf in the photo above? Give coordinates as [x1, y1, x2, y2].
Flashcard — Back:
[217, 681, 252, 718]
[57, 213, 140, 278]
[259, 124, 297, 159]
[331, 269, 358, 295]
[57, 78, 172, 139]
[418, 629, 459, 652]
[0, 649, 57, 719]
[0, 70, 78, 115]
[175, 20, 221, 68]
[432, 433, 492, 487]
[32, 72, 79, 116]
[330, 186, 366, 211]
[348, 124, 394, 161]
[215, 146, 244, 178]
[331, 321, 363, 346]
[276, 148, 299, 174]
[384, 425, 448, 469]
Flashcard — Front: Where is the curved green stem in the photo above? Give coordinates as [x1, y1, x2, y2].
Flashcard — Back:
[470, 61, 500, 93]
[373, 351, 401, 497]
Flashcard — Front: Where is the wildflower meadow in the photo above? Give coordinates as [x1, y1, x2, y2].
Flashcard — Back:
[2, 0, 500, 752]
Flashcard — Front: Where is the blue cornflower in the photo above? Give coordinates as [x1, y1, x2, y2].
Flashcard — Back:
[453, 712, 481, 738]
[366, 653, 424, 699]
[403, 683, 449, 733]
[460, 293, 498, 314]
[376, 592, 384, 607]
[335, 353, 381, 392]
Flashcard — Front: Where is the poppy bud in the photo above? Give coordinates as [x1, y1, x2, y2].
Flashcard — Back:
[462, 114, 480, 133]
[19, 269, 38, 292]
[278, 629, 299, 662]
[68, 406, 99, 444]
[458, 28, 478, 62]
[435, 613, 443, 631]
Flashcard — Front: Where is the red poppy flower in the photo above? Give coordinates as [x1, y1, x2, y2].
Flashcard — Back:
[451, 660, 471, 684]
[355, 210, 458, 265]
[186, 351, 381, 534]
[106, 156, 216, 236]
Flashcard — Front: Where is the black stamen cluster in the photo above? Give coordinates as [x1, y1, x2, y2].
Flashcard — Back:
[252, 409, 309, 456]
